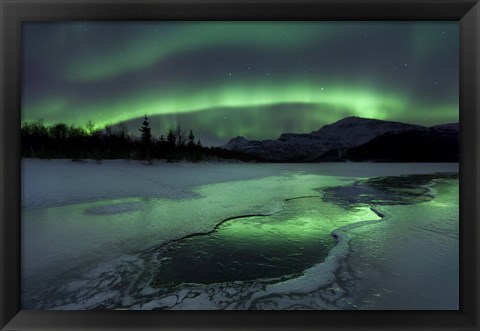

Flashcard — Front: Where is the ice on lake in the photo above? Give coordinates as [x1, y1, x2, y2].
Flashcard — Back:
[21, 160, 459, 310]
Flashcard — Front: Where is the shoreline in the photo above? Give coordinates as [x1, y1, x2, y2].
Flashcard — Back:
[22, 158, 459, 211]
[21, 161, 459, 309]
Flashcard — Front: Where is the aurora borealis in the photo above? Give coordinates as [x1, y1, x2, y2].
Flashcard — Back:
[22, 21, 458, 146]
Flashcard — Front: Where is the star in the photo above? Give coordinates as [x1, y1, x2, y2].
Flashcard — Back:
[21, 21, 459, 144]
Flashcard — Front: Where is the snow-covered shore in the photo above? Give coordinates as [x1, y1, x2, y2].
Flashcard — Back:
[22, 159, 459, 210]
[21, 159, 459, 310]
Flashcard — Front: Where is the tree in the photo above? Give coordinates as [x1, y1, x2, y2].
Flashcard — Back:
[192, 139, 204, 162]
[175, 124, 186, 148]
[104, 124, 112, 137]
[139, 115, 152, 162]
[187, 130, 196, 148]
[85, 120, 96, 136]
[67, 125, 87, 162]
[22, 119, 49, 157]
[48, 123, 68, 157]
[49, 123, 68, 140]
[118, 122, 129, 141]
[167, 128, 176, 148]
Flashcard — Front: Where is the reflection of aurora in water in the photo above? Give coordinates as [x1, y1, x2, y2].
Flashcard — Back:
[149, 173, 454, 287]
[151, 198, 378, 286]
[22, 172, 458, 310]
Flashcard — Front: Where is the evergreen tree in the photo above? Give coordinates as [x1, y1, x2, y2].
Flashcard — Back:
[187, 130, 196, 148]
[139, 114, 152, 162]
[167, 129, 176, 148]
[194, 139, 204, 161]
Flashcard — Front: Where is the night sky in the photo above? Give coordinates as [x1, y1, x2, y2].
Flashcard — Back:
[22, 21, 458, 146]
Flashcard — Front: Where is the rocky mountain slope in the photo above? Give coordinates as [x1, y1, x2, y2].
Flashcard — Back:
[223, 117, 458, 162]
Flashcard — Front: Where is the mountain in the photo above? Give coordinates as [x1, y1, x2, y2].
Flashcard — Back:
[223, 117, 458, 162]
[343, 124, 459, 162]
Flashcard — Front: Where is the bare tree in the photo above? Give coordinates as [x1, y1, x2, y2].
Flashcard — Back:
[175, 124, 186, 147]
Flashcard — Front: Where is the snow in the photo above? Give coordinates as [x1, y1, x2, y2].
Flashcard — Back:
[21, 159, 459, 310]
[85, 202, 146, 215]
[22, 159, 458, 210]
[345, 178, 459, 309]
[311, 116, 425, 147]
[223, 116, 431, 160]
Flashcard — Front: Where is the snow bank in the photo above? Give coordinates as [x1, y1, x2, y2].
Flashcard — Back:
[21, 160, 459, 310]
[85, 201, 146, 215]
[22, 159, 458, 210]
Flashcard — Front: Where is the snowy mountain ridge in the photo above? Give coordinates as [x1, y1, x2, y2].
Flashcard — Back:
[223, 116, 459, 162]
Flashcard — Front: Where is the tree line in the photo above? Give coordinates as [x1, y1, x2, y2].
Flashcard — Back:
[21, 115, 256, 163]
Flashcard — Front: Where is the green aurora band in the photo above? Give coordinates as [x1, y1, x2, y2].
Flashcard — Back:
[22, 21, 459, 144]
[22, 82, 457, 131]
[63, 22, 348, 82]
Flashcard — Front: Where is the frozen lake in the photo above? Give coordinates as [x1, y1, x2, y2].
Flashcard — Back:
[21, 160, 459, 310]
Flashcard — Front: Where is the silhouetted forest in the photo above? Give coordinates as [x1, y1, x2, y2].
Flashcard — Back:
[21, 116, 256, 163]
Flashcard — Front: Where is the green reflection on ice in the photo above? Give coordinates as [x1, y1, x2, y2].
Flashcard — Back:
[152, 197, 379, 286]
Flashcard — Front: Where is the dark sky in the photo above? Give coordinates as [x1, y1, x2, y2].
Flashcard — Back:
[22, 21, 458, 146]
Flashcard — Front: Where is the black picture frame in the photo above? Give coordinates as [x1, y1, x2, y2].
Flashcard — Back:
[1, 0, 479, 330]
